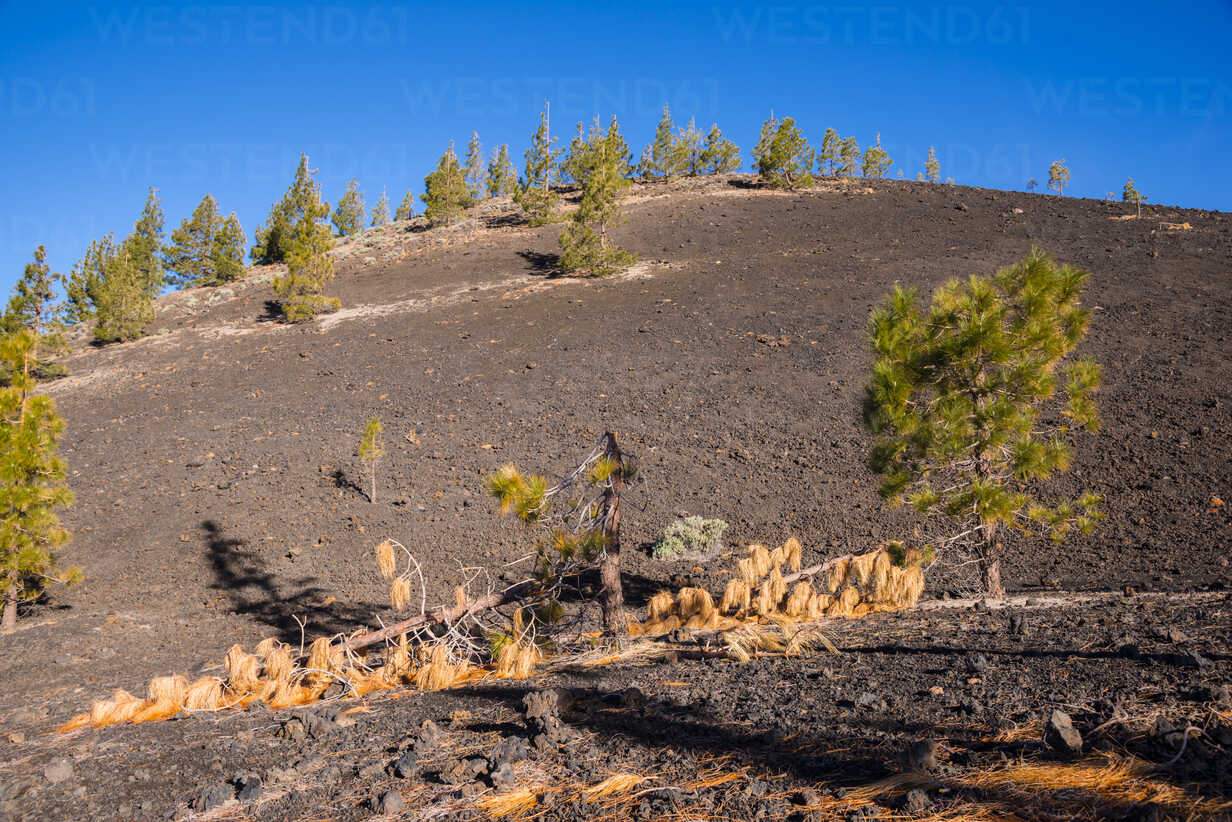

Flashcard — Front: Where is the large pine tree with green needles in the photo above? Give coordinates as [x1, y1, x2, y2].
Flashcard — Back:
[1048, 159, 1070, 196]
[638, 103, 685, 180]
[2, 246, 67, 381]
[94, 225, 157, 344]
[370, 189, 391, 227]
[558, 118, 635, 278]
[128, 188, 166, 297]
[0, 329, 78, 632]
[838, 136, 861, 177]
[864, 248, 1103, 598]
[423, 142, 473, 227]
[332, 178, 366, 236]
[272, 161, 338, 322]
[752, 114, 814, 189]
[819, 128, 840, 176]
[698, 123, 740, 174]
[252, 155, 322, 264]
[486, 144, 517, 197]
[464, 131, 486, 199]
[515, 102, 561, 226]
[394, 190, 415, 221]
[924, 146, 941, 183]
[165, 194, 247, 287]
[675, 117, 703, 176]
[61, 235, 116, 325]
[862, 133, 892, 179]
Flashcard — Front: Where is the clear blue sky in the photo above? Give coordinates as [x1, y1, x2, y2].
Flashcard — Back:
[2, 1, 1229, 297]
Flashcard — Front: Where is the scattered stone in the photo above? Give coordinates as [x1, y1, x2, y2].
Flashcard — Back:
[1045, 710, 1083, 754]
[966, 653, 990, 673]
[1012, 207, 1024, 214]
[488, 736, 528, 771]
[955, 202, 969, 211]
[376, 789, 404, 815]
[790, 788, 820, 806]
[7, 732, 25, 744]
[192, 783, 232, 812]
[438, 758, 476, 786]
[411, 720, 444, 755]
[855, 691, 888, 711]
[245, 699, 269, 713]
[523, 690, 571, 750]
[43, 759, 73, 784]
[391, 751, 418, 779]
[234, 774, 262, 802]
[905, 788, 931, 813]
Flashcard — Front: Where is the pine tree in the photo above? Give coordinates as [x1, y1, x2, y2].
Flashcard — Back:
[638, 103, 683, 180]
[272, 159, 338, 322]
[1048, 159, 1070, 196]
[331, 178, 366, 236]
[210, 213, 246, 284]
[166, 194, 220, 287]
[464, 131, 486, 199]
[93, 240, 154, 343]
[838, 136, 861, 177]
[62, 235, 116, 325]
[558, 117, 636, 278]
[371, 189, 391, 227]
[819, 128, 840, 176]
[422, 142, 473, 227]
[1122, 177, 1146, 218]
[675, 117, 703, 176]
[2, 246, 67, 381]
[924, 146, 941, 183]
[864, 248, 1103, 598]
[515, 102, 561, 226]
[1026, 178, 1038, 192]
[752, 114, 814, 189]
[357, 417, 385, 503]
[395, 190, 416, 221]
[128, 187, 166, 297]
[699, 123, 741, 174]
[252, 155, 322, 264]
[862, 133, 892, 178]
[0, 329, 78, 632]
[486, 144, 517, 197]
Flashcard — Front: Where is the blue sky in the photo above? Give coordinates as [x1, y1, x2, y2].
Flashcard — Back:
[2, 1, 1229, 297]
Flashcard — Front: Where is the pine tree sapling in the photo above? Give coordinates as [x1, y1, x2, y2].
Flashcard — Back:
[838, 136, 861, 178]
[371, 189, 392, 227]
[358, 417, 385, 503]
[0, 330, 79, 632]
[486, 144, 517, 197]
[699, 123, 741, 174]
[395, 190, 416, 221]
[752, 114, 814, 189]
[515, 102, 560, 226]
[558, 118, 636, 278]
[1048, 159, 1070, 196]
[272, 158, 339, 322]
[862, 133, 892, 179]
[676, 117, 703, 176]
[925, 146, 941, 183]
[819, 127, 840, 176]
[3, 245, 67, 381]
[423, 142, 473, 227]
[864, 248, 1102, 599]
[1026, 178, 1037, 192]
[332, 178, 366, 236]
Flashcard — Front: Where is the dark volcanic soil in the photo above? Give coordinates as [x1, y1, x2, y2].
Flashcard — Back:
[1, 175, 1229, 821]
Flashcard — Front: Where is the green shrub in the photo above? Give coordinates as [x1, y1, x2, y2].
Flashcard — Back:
[651, 516, 728, 560]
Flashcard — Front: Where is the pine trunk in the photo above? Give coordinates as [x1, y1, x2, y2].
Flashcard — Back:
[978, 521, 1006, 600]
[597, 431, 626, 635]
[2, 582, 16, 633]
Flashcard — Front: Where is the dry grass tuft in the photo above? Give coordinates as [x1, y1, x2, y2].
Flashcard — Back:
[476, 787, 539, 819]
[646, 590, 676, 621]
[748, 544, 772, 579]
[736, 556, 758, 587]
[720, 578, 751, 616]
[390, 575, 412, 611]
[183, 677, 224, 711]
[828, 557, 850, 593]
[783, 580, 814, 617]
[582, 772, 647, 801]
[782, 536, 803, 573]
[375, 539, 397, 579]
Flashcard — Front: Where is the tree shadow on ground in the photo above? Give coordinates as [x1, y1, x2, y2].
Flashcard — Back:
[517, 249, 561, 277]
[202, 519, 379, 644]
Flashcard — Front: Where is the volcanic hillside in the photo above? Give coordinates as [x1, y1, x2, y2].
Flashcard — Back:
[1, 175, 1230, 821]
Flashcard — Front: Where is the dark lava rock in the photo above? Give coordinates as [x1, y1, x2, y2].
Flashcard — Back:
[438, 758, 478, 786]
[376, 789, 404, 815]
[411, 719, 444, 755]
[488, 736, 528, 771]
[905, 739, 940, 772]
[279, 713, 335, 740]
[905, 788, 932, 813]
[1008, 612, 1027, 637]
[966, 653, 990, 673]
[855, 691, 888, 712]
[192, 783, 232, 811]
[234, 773, 262, 802]
[523, 690, 571, 749]
[391, 750, 418, 779]
[489, 762, 517, 791]
[1045, 710, 1083, 754]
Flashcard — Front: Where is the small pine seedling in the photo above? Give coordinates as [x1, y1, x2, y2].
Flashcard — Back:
[358, 417, 385, 503]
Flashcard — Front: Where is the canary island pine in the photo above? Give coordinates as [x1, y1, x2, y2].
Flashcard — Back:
[514, 102, 560, 226]
[1, 330, 79, 632]
[558, 118, 636, 278]
[752, 114, 814, 189]
[864, 247, 1103, 598]
[357, 417, 385, 503]
[272, 158, 338, 322]
[331, 178, 366, 236]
